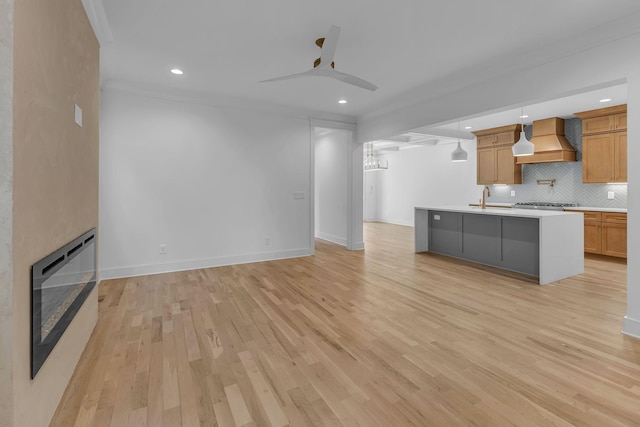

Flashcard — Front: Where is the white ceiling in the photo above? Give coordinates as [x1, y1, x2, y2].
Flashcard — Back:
[87, 0, 640, 121]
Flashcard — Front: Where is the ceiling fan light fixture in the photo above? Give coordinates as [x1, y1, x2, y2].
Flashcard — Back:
[451, 140, 468, 162]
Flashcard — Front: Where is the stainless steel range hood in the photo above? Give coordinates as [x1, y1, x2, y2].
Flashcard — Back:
[516, 117, 576, 164]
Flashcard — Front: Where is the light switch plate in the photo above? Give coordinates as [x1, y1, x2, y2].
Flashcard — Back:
[293, 191, 305, 199]
[608, 191, 615, 200]
[74, 104, 82, 127]
[511, 190, 516, 197]
[434, 215, 440, 220]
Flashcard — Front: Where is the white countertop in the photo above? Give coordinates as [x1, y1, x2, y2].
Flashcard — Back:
[416, 205, 583, 218]
[467, 202, 627, 213]
[564, 206, 627, 213]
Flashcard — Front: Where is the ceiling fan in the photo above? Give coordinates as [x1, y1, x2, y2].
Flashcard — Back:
[260, 25, 378, 91]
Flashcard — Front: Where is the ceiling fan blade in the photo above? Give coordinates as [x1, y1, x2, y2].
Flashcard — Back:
[319, 25, 340, 67]
[331, 70, 378, 91]
[259, 69, 315, 83]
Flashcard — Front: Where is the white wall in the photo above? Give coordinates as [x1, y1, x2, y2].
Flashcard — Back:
[365, 141, 479, 226]
[624, 69, 640, 338]
[100, 88, 314, 279]
[315, 129, 350, 246]
[363, 168, 378, 221]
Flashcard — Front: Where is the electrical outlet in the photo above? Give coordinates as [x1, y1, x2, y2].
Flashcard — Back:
[511, 190, 516, 197]
[159, 244, 167, 254]
[433, 215, 440, 220]
[608, 191, 615, 200]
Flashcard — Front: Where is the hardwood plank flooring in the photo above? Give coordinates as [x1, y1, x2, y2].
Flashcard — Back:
[51, 222, 640, 426]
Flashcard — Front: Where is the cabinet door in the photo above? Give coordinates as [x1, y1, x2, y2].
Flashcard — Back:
[614, 113, 627, 130]
[495, 131, 515, 147]
[495, 146, 521, 184]
[582, 116, 614, 134]
[582, 134, 615, 183]
[477, 148, 496, 185]
[602, 222, 627, 258]
[477, 135, 497, 148]
[584, 222, 602, 254]
[614, 132, 627, 182]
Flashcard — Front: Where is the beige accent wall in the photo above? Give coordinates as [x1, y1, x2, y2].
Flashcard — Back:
[0, 0, 15, 425]
[11, 0, 99, 425]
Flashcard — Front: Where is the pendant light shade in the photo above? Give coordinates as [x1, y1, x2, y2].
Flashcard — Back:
[451, 140, 468, 162]
[512, 107, 534, 156]
[512, 129, 535, 156]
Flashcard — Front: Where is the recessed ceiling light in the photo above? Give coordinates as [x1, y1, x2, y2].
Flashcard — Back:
[464, 126, 472, 130]
[338, 99, 347, 104]
[170, 68, 184, 75]
[520, 115, 529, 119]
[599, 98, 612, 103]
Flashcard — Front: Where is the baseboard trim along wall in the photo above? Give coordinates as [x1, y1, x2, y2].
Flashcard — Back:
[622, 316, 640, 340]
[100, 248, 314, 280]
[315, 232, 347, 247]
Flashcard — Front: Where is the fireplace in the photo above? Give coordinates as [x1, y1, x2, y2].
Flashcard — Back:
[31, 229, 96, 378]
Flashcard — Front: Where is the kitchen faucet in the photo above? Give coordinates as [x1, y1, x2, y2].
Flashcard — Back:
[481, 186, 491, 209]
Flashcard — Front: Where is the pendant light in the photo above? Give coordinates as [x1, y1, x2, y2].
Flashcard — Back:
[512, 107, 535, 156]
[451, 122, 468, 162]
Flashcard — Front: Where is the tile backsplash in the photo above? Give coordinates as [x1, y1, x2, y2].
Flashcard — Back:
[487, 118, 627, 209]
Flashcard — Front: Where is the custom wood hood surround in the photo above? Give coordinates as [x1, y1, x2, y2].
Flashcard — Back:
[516, 118, 577, 164]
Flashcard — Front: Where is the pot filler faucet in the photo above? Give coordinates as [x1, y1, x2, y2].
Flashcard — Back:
[481, 186, 491, 209]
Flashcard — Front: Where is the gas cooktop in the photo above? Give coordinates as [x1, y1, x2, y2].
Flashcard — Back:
[513, 201, 578, 211]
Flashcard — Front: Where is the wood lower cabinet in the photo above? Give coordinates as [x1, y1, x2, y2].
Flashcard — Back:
[566, 210, 626, 258]
[473, 124, 522, 185]
[575, 105, 627, 184]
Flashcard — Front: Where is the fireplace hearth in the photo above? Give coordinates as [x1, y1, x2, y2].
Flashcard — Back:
[31, 229, 96, 378]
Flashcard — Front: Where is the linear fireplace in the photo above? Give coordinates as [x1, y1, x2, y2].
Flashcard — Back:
[31, 229, 96, 378]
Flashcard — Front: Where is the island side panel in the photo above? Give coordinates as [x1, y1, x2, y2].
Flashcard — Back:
[428, 210, 463, 256]
[538, 212, 584, 285]
[500, 216, 540, 277]
[415, 208, 430, 252]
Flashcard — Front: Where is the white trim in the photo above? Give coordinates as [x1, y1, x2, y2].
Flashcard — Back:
[315, 232, 347, 247]
[374, 219, 415, 227]
[623, 316, 640, 340]
[99, 248, 314, 280]
[80, 0, 114, 45]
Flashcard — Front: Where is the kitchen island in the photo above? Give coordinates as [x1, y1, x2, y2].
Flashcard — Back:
[415, 206, 584, 285]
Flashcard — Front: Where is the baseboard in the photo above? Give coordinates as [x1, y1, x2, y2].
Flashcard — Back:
[99, 248, 314, 280]
[315, 232, 347, 247]
[622, 316, 640, 340]
[372, 219, 414, 227]
[349, 241, 365, 251]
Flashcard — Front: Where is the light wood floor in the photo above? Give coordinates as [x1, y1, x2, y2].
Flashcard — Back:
[51, 222, 640, 427]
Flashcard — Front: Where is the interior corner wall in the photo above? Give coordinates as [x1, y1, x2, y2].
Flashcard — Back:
[99, 88, 313, 279]
[11, 0, 100, 425]
[0, 0, 15, 425]
[624, 67, 640, 338]
[370, 141, 479, 226]
[314, 129, 350, 246]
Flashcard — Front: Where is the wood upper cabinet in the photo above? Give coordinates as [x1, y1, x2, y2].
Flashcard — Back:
[575, 104, 627, 184]
[582, 134, 615, 182]
[473, 124, 522, 185]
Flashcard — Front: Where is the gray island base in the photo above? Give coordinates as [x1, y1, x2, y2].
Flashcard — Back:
[415, 206, 584, 285]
